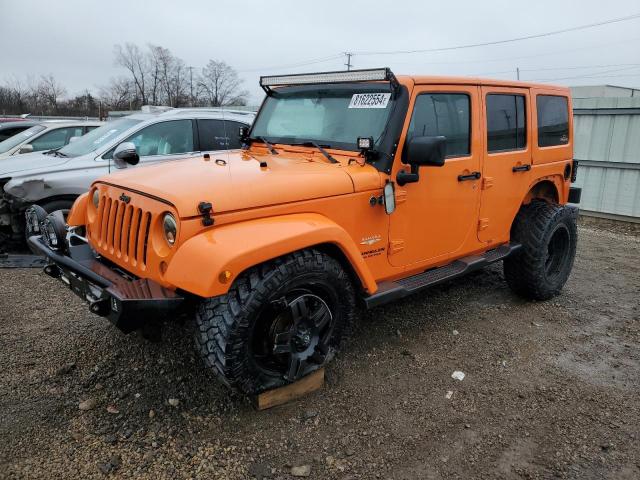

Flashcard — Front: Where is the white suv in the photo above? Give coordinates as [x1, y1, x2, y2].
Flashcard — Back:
[0, 109, 254, 247]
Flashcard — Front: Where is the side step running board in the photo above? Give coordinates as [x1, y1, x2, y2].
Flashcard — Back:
[364, 243, 521, 309]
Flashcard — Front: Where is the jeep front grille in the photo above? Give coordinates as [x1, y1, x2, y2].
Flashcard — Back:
[93, 194, 152, 269]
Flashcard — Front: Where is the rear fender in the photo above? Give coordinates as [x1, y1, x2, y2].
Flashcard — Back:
[164, 213, 377, 298]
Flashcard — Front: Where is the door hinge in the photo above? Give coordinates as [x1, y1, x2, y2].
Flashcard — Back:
[481, 177, 494, 190]
[395, 189, 407, 204]
[389, 239, 404, 254]
[478, 218, 489, 231]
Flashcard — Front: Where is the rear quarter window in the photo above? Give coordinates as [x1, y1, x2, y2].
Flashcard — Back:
[537, 95, 569, 147]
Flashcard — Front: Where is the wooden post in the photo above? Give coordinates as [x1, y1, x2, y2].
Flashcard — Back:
[253, 368, 324, 411]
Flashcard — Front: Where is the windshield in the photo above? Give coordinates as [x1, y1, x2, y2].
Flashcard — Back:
[0, 125, 46, 153]
[251, 85, 395, 151]
[58, 118, 142, 157]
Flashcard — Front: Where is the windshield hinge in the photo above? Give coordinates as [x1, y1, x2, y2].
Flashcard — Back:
[198, 202, 214, 226]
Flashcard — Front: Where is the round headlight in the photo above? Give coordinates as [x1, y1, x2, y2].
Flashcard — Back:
[162, 213, 177, 246]
[92, 189, 100, 209]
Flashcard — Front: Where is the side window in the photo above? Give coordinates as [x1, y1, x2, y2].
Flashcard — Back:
[30, 127, 82, 152]
[125, 120, 194, 157]
[537, 95, 569, 147]
[224, 121, 245, 149]
[198, 120, 245, 151]
[407, 93, 470, 157]
[486, 94, 526, 152]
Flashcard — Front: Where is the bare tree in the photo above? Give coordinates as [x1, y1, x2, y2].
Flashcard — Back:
[98, 76, 135, 110]
[114, 43, 149, 105]
[38, 74, 67, 112]
[198, 60, 247, 106]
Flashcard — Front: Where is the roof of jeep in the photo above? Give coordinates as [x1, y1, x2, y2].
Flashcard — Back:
[399, 75, 570, 92]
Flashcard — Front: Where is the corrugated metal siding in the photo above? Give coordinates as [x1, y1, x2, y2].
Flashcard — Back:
[572, 97, 640, 221]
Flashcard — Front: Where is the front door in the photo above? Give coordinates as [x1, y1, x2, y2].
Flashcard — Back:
[388, 85, 482, 267]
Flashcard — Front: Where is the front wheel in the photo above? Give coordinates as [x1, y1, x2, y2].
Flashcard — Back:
[194, 249, 356, 394]
[504, 200, 578, 300]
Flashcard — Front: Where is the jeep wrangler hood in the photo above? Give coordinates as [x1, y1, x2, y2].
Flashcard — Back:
[99, 151, 379, 217]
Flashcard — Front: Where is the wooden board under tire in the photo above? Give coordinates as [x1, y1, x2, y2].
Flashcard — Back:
[253, 368, 324, 411]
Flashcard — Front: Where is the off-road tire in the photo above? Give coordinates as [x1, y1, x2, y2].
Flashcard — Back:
[194, 249, 356, 395]
[504, 200, 577, 300]
[25, 199, 74, 251]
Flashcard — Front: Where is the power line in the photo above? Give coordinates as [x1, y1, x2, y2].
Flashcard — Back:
[472, 63, 640, 77]
[353, 12, 640, 56]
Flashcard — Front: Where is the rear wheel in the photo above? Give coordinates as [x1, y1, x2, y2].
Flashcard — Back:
[504, 200, 578, 300]
[194, 249, 356, 394]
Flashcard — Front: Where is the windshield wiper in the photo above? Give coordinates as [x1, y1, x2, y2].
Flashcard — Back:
[295, 141, 338, 164]
[44, 149, 67, 157]
[254, 136, 278, 155]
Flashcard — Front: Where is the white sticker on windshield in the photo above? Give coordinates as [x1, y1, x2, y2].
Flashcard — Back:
[348, 93, 391, 109]
[93, 129, 118, 145]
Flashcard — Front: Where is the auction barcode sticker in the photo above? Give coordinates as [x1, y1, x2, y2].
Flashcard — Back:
[348, 93, 391, 109]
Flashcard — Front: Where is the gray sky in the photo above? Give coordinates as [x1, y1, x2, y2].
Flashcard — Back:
[2, 0, 640, 104]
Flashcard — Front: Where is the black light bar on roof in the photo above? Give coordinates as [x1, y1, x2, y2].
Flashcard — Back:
[260, 68, 398, 93]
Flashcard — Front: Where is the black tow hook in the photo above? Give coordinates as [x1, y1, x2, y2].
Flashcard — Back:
[43, 264, 61, 279]
[90, 298, 110, 317]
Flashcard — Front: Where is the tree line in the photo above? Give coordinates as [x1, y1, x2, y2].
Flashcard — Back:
[0, 43, 249, 118]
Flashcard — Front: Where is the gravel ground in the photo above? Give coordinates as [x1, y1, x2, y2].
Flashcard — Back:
[1, 222, 639, 480]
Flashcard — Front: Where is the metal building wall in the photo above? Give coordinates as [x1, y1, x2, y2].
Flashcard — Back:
[572, 96, 640, 222]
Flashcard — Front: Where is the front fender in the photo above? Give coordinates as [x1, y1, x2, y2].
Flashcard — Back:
[67, 192, 89, 226]
[164, 213, 377, 298]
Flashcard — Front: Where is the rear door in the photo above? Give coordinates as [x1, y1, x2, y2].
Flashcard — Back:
[478, 87, 532, 244]
[197, 119, 245, 151]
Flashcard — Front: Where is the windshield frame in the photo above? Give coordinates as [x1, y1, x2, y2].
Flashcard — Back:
[249, 82, 409, 172]
[0, 125, 46, 154]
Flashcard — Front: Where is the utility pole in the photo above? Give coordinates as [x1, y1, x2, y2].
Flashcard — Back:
[189, 66, 194, 107]
[344, 52, 353, 71]
[516, 67, 520, 81]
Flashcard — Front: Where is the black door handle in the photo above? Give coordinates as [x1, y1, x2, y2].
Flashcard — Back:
[458, 171, 481, 182]
[512, 164, 531, 172]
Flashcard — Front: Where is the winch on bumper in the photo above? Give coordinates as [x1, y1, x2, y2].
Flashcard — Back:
[28, 230, 185, 334]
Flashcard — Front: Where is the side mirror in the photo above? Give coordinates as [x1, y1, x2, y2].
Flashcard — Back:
[383, 182, 396, 215]
[113, 142, 139, 168]
[397, 136, 447, 186]
[18, 144, 33, 154]
[406, 135, 446, 167]
[68, 136, 80, 143]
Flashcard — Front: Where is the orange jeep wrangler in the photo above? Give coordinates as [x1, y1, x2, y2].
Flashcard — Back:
[28, 68, 581, 394]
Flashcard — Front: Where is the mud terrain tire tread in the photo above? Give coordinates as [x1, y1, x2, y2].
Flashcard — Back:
[504, 200, 577, 300]
[194, 249, 356, 395]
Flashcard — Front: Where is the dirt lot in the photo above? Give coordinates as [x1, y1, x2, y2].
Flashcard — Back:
[1, 222, 639, 480]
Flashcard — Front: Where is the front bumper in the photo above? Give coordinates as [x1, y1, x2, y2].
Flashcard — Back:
[28, 235, 185, 333]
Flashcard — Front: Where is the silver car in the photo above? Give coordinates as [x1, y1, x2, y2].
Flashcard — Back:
[0, 109, 254, 247]
[0, 120, 103, 159]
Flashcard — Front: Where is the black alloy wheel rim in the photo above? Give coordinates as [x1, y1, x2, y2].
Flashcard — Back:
[250, 289, 334, 382]
[544, 224, 571, 282]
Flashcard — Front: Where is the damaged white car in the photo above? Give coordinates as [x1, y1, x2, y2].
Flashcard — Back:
[0, 108, 254, 248]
